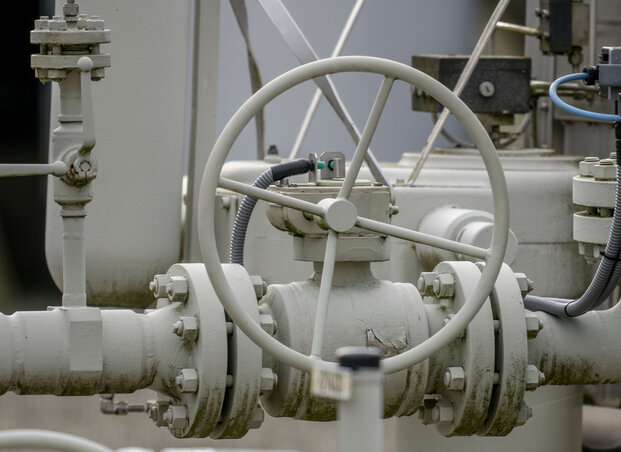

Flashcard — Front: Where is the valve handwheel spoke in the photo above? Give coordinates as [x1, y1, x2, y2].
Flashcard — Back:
[310, 230, 339, 359]
[198, 56, 510, 375]
[338, 76, 394, 200]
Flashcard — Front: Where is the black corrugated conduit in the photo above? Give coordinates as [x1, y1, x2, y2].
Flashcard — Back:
[229, 158, 315, 266]
[524, 123, 621, 317]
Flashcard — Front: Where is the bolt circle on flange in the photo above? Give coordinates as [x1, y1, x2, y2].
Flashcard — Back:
[432, 262, 495, 436]
[158, 263, 228, 438]
[476, 262, 529, 436]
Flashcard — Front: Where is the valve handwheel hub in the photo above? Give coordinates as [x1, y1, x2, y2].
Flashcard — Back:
[317, 198, 358, 232]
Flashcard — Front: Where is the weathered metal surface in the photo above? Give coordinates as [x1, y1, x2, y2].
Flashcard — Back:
[259, 262, 429, 420]
[476, 263, 527, 436]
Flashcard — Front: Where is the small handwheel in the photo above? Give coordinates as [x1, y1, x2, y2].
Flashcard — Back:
[198, 56, 509, 375]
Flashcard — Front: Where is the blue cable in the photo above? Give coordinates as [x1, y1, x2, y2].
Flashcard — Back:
[549, 72, 621, 122]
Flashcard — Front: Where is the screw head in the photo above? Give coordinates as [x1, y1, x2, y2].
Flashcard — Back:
[175, 368, 199, 393]
[479, 81, 495, 98]
[443, 366, 466, 391]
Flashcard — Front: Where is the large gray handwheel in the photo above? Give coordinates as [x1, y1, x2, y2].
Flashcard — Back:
[198, 56, 509, 375]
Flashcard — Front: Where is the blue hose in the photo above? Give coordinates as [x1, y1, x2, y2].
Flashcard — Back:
[549, 72, 621, 122]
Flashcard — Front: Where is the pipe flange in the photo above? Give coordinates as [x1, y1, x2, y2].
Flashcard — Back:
[210, 265, 263, 439]
[162, 263, 228, 438]
[432, 261, 495, 436]
[475, 262, 528, 436]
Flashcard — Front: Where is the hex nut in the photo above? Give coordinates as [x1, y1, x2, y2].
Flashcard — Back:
[150, 274, 171, 299]
[260, 314, 276, 335]
[86, 16, 105, 30]
[525, 364, 544, 391]
[164, 405, 189, 434]
[173, 316, 198, 341]
[442, 314, 465, 338]
[431, 401, 454, 425]
[175, 368, 199, 393]
[516, 401, 533, 427]
[147, 400, 170, 427]
[417, 272, 438, 297]
[443, 367, 466, 391]
[48, 16, 67, 31]
[260, 368, 278, 393]
[578, 157, 599, 177]
[593, 159, 617, 181]
[514, 273, 534, 297]
[524, 311, 543, 339]
[418, 394, 441, 425]
[167, 276, 189, 303]
[35, 17, 49, 29]
[250, 275, 267, 300]
[248, 404, 265, 429]
[433, 274, 455, 299]
[63, 2, 79, 16]
[77, 14, 88, 29]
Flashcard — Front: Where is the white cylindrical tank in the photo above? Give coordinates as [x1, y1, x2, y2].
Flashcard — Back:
[45, 1, 195, 307]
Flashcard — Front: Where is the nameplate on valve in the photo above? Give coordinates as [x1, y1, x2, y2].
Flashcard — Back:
[310, 366, 352, 401]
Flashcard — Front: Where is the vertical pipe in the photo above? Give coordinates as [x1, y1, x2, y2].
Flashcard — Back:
[53, 72, 91, 308]
[589, 0, 597, 66]
[337, 347, 383, 452]
[61, 211, 86, 307]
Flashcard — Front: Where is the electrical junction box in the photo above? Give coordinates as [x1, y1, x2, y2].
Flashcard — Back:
[411, 55, 531, 114]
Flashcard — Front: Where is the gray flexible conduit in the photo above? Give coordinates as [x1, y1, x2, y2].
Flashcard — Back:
[230, 159, 315, 266]
[524, 124, 621, 317]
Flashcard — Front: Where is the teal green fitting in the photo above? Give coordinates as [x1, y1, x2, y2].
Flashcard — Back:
[316, 161, 326, 169]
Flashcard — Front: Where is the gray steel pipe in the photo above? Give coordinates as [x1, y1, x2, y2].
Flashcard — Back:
[529, 304, 621, 385]
[0, 306, 180, 396]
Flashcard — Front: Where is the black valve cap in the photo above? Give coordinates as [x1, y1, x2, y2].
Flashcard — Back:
[336, 346, 383, 370]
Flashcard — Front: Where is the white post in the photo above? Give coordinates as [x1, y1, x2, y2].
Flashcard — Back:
[337, 347, 383, 452]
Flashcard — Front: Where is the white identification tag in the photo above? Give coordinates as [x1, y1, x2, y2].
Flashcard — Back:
[310, 366, 353, 401]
